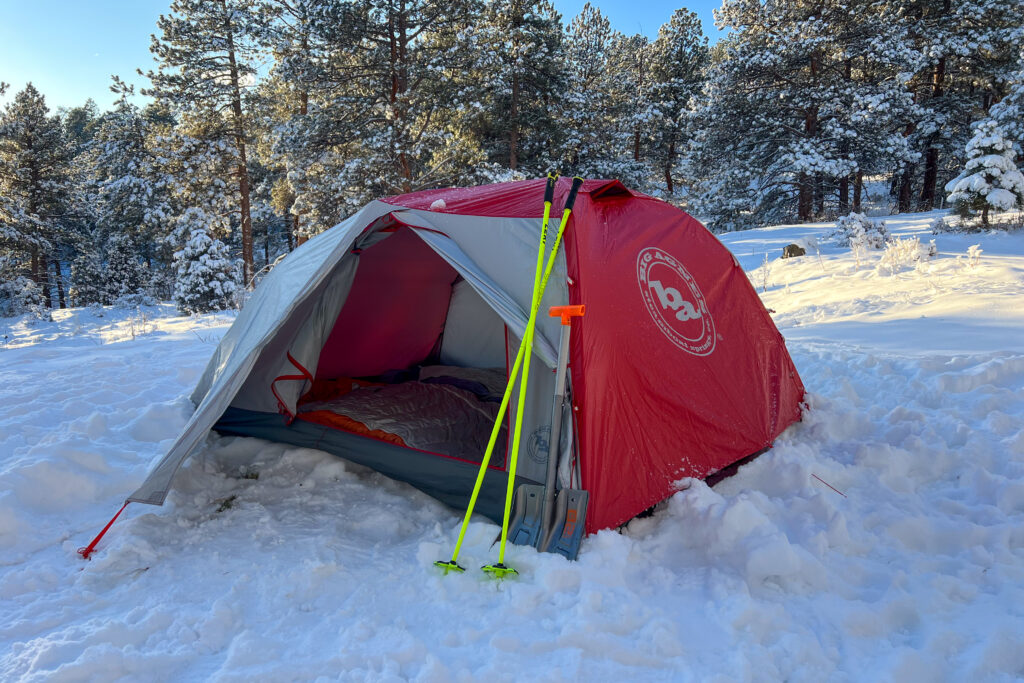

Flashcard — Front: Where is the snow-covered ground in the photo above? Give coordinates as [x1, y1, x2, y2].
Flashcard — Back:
[2, 211, 1023, 681]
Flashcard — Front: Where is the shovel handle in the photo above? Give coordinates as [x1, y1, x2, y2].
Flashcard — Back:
[549, 305, 585, 326]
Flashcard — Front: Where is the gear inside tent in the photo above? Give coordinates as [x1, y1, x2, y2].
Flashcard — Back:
[85, 177, 806, 560]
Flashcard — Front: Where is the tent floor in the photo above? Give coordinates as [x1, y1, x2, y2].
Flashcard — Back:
[213, 407, 535, 525]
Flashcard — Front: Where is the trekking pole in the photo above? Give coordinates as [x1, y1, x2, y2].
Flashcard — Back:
[483, 176, 583, 579]
[434, 172, 558, 574]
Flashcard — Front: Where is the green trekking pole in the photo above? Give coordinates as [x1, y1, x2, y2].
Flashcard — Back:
[434, 173, 558, 574]
[483, 176, 583, 579]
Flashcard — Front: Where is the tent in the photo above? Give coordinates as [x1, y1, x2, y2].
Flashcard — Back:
[126, 177, 805, 539]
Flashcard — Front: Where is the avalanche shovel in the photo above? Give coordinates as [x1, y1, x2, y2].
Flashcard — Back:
[505, 304, 589, 561]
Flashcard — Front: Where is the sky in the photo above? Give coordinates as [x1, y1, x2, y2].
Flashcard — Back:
[0, 0, 724, 112]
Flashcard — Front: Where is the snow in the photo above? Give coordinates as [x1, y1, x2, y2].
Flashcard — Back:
[3, 211, 1024, 680]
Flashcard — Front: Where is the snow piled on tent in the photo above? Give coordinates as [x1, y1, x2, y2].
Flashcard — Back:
[2, 211, 1024, 680]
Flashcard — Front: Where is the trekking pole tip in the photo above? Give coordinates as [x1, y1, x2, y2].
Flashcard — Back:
[434, 559, 466, 574]
[481, 562, 519, 579]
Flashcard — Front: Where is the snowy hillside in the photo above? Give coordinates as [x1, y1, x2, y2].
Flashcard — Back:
[2, 211, 1023, 681]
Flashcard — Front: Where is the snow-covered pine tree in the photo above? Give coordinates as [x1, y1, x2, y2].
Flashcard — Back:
[990, 47, 1024, 154]
[275, 0, 484, 234]
[559, 4, 627, 179]
[104, 232, 150, 302]
[945, 119, 1024, 226]
[62, 99, 101, 152]
[646, 9, 708, 199]
[686, 0, 917, 229]
[469, 0, 564, 175]
[145, 0, 261, 286]
[68, 239, 106, 306]
[606, 33, 655, 176]
[251, 0, 337, 246]
[0, 84, 74, 307]
[88, 94, 174, 287]
[886, 0, 1022, 211]
[174, 209, 240, 314]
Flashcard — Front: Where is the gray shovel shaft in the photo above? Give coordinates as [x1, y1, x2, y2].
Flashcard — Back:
[542, 321, 572, 540]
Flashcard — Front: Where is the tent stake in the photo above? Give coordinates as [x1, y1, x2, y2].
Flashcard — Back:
[77, 501, 130, 560]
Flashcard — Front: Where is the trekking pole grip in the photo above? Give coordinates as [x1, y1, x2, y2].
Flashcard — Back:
[545, 173, 558, 204]
[565, 176, 584, 211]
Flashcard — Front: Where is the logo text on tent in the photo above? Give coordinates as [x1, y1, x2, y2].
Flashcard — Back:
[647, 279, 703, 322]
[636, 247, 716, 356]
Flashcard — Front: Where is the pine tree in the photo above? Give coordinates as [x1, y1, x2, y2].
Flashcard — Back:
[889, 0, 1022, 211]
[252, 0, 335, 246]
[105, 232, 150, 301]
[686, 0, 917, 229]
[945, 119, 1024, 226]
[69, 239, 106, 306]
[470, 0, 564, 174]
[88, 95, 174, 275]
[0, 84, 74, 307]
[647, 9, 708, 198]
[990, 47, 1024, 153]
[62, 99, 101, 152]
[559, 4, 624, 179]
[174, 209, 240, 314]
[144, 0, 261, 286]
[275, 0, 485, 235]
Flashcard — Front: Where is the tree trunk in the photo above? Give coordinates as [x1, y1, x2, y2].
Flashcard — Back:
[898, 164, 914, 213]
[664, 139, 675, 196]
[38, 253, 52, 308]
[509, 72, 519, 171]
[389, 4, 412, 193]
[853, 171, 864, 213]
[838, 175, 850, 214]
[919, 51, 947, 209]
[223, 4, 254, 288]
[30, 247, 40, 284]
[800, 105, 818, 221]
[53, 260, 66, 308]
[292, 81, 308, 247]
[982, 205, 989, 227]
[920, 146, 941, 210]
[814, 174, 825, 216]
[798, 174, 813, 221]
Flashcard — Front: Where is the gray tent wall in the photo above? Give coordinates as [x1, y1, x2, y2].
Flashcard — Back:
[129, 202, 572, 510]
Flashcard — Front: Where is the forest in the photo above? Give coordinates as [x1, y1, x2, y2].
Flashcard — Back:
[1, 0, 1021, 315]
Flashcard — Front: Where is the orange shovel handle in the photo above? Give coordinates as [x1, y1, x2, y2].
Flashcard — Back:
[549, 305, 586, 326]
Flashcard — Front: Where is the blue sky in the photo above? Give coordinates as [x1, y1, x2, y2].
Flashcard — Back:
[0, 0, 723, 112]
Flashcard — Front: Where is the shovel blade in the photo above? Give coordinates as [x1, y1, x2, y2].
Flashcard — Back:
[542, 489, 589, 560]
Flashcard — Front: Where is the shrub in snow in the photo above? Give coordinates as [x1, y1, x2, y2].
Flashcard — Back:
[112, 293, 157, 309]
[174, 218, 240, 315]
[833, 212, 887, 250]
[0, 276, 45, 318]
[876, 236, 937, 275]
[930, 215, 953, 234]
[945, 120, 1024, 228]
[967, 244, 983, 268]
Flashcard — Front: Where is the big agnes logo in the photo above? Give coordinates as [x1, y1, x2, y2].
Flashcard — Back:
[636, 247, 716, 356]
